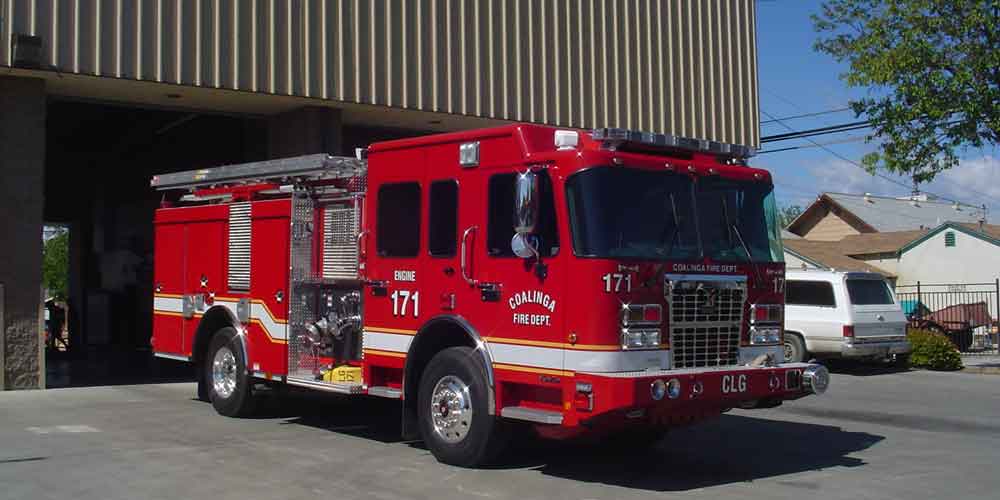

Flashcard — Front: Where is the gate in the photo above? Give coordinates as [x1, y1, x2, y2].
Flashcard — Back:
[895, 280, 1000, 354]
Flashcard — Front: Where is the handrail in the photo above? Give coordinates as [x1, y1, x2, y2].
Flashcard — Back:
[461, 226, 478, 286]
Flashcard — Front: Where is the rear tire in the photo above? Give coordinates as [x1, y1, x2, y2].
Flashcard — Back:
[418, 347, 508, 467]
[204, 327, 256, 417]
[784, 334, 807, 363]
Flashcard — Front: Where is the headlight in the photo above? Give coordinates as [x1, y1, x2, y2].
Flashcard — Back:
[750, 326, 782, 345]
[621, 328, 661, 350]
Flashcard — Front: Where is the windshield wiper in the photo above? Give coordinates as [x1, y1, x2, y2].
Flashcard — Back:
[721, 197, 763, 286]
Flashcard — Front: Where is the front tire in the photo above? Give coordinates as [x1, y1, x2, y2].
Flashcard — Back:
[784, 334, 807, 363]
[418, 347, 507, 467]
[204, 327, 256, 417]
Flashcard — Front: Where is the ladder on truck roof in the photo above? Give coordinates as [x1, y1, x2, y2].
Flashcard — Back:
[150, 154, 366, 191]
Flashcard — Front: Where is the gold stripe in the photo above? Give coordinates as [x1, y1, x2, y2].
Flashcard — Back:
[483, 336, 620, 352]
[364, 348, 407, 359]
[154, 293, 184, 298]
[493, 363, 574, 378]
[365, 326, 418, 335]
[153, 310, 184, 318]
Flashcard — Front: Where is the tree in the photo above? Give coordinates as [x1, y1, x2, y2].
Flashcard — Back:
[813, 0, 1000, 183]
[777, 205, 804, 229]
[43, 230, 69, 301]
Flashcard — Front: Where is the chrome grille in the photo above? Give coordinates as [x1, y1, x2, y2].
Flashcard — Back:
[322, 204, 360, 280]
[665, 274, 747, 368]
[671, 325, 742, 368]
[226, 202, 252, 291]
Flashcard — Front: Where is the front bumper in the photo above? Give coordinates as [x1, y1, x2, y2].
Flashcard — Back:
[842, 339, 912, 358]
[566, 362, 826, 427]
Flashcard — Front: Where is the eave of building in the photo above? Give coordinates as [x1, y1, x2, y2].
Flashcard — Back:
[898, 222, 1000, 255]
[786, 193, 878, 236]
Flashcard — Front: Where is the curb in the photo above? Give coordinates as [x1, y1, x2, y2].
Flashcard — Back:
[960, 366, 1000, 375]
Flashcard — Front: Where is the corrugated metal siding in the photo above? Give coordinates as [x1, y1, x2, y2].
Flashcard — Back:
[1, 0, 760, 147]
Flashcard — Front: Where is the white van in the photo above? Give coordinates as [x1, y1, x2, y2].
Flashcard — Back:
[783, 269, 911, 364]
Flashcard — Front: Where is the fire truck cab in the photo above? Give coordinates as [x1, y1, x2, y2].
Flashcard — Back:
[151, 124, 829, 467]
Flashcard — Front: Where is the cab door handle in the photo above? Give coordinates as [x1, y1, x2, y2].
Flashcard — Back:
[461, 225, 479, 286]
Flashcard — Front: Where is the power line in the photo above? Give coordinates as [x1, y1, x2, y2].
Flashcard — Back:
[758, 134, 869, 154]
[759, 109, 979, 208]
[760, 107, 853, 124]
[761, 120, 872, 143]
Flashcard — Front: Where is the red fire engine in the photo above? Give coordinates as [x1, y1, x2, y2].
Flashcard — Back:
[150, 124, 829, 466]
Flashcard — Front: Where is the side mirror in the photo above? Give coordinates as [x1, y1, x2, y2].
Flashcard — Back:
[514, 171, 540, 235]
[511, 233, 537, 259]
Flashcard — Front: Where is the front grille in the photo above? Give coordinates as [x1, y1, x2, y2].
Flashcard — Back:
[668, 284, 744, 323]
[671, 325, 741, 368]
[666, 275, 747, 369]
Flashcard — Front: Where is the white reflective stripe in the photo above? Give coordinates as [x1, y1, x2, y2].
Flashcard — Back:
[152, 296, 288, 341]
[487, 342, 563, 370]
[566, 349, 671, 372]
[153, 296, 183, 312]
[248, 301, 287, 340]
[363, 330, 413, 352]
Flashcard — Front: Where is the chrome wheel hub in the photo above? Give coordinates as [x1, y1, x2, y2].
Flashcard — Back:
[784, 341, 795, 362]
[212, 346, 238, 399]
[430, 375, 473, 443]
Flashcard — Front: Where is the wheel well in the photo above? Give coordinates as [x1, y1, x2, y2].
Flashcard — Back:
[403, 318, 478, 410]
[401, 316, 491, 440]
[192, 306, 238, 366]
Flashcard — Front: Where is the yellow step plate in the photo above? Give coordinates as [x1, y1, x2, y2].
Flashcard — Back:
[322, 365, 362, 384]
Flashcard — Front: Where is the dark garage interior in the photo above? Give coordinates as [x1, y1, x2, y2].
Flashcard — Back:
[42, 99, 426, 387]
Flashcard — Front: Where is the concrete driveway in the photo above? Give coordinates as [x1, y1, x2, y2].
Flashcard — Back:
[1, 368, 998, 500]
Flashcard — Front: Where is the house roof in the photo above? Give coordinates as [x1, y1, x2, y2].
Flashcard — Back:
[782, 239, 894, 276]
[838, 229, 929, 255]
[787, 192, 984, 236]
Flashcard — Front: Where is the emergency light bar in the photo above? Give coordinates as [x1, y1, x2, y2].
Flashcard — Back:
[591, 128, 756, 160]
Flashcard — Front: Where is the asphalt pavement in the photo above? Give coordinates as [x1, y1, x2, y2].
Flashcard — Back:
[1, 367, 998, 500]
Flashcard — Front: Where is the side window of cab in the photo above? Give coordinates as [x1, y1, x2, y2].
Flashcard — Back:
[486, 172, 559, 257]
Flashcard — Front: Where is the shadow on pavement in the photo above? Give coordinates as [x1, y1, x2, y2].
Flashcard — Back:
[244, 390, 883, 491]
[822, 359, 910, 376]
[46, 348, 195, 388]
[497, 414, 883, 491]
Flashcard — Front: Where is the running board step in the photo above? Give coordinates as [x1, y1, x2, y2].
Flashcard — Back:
[286, 378, 363, 395]
[500, 406, 564, 425]
[367, 386, 402, 399]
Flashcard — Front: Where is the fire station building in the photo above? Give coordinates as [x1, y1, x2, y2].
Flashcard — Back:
[0, 0, 760, 389]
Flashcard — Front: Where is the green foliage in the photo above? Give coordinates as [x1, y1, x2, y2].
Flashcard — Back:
[43, 230, 69, 301]
[778, 204, 804, 229]
[813, 0, 1000, 182]
[907, 328, 964, 370]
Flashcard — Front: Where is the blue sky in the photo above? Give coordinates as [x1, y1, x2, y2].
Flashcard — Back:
[755, 0, 1000, 217]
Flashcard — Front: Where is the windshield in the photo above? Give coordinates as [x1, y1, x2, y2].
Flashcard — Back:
[566, 167, 699, 259]
[566, 166, 784, 262]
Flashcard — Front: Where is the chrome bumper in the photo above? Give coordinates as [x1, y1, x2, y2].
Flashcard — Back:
[841, 340, 911, 358]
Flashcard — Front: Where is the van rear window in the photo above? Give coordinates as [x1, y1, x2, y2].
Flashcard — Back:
[786, 280, 836, 307]
[846, 279, 894, 305]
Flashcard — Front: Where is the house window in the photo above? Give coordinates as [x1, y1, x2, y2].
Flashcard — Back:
[944, 231, 956, 248]
[377, 183, 421, 257]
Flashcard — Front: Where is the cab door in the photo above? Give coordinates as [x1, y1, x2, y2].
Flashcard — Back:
[363, 149, 427, 355]
[474, 169, 567, 373]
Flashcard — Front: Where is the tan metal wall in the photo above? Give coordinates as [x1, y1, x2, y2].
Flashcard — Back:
[1, 0, 760, 147]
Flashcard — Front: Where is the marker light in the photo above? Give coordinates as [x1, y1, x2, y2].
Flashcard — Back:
[651, 379, 667, 401]
[666, 379, 682, 399]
